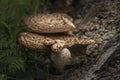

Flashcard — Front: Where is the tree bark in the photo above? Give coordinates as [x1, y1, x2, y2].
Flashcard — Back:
[49, 0, 120, 80]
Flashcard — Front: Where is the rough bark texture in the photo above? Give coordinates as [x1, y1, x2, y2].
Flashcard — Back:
[49, 0, 120, 80]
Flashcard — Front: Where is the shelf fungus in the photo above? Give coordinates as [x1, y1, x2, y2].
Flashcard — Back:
[24, 13, 75, 33]
[18, 13, 96, 70]
[19, 32, 95, 52]
[18, 32, 95, 70]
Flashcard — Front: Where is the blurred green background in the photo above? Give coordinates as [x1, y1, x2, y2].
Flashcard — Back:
[0, 0, 52, 80]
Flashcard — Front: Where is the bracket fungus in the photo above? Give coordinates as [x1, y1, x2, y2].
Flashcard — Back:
[18, 13, 96, 70]
[19, 32, 95, 53]
[24, 13, 75, 33]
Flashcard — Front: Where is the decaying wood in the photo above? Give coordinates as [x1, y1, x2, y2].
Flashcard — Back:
[49, 34, 120, 80]
[48, 0, 120, 80]
[78, 34, 120, 80]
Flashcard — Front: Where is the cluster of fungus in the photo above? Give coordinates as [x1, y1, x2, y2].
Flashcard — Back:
[18, 13, 95, 70]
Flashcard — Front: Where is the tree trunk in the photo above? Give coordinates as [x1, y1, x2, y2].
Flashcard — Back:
[49, 0, 120, 80]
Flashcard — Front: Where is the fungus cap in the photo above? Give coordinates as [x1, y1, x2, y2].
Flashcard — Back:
[18, 32, 95, 52]
[24, 13, 76, 33]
